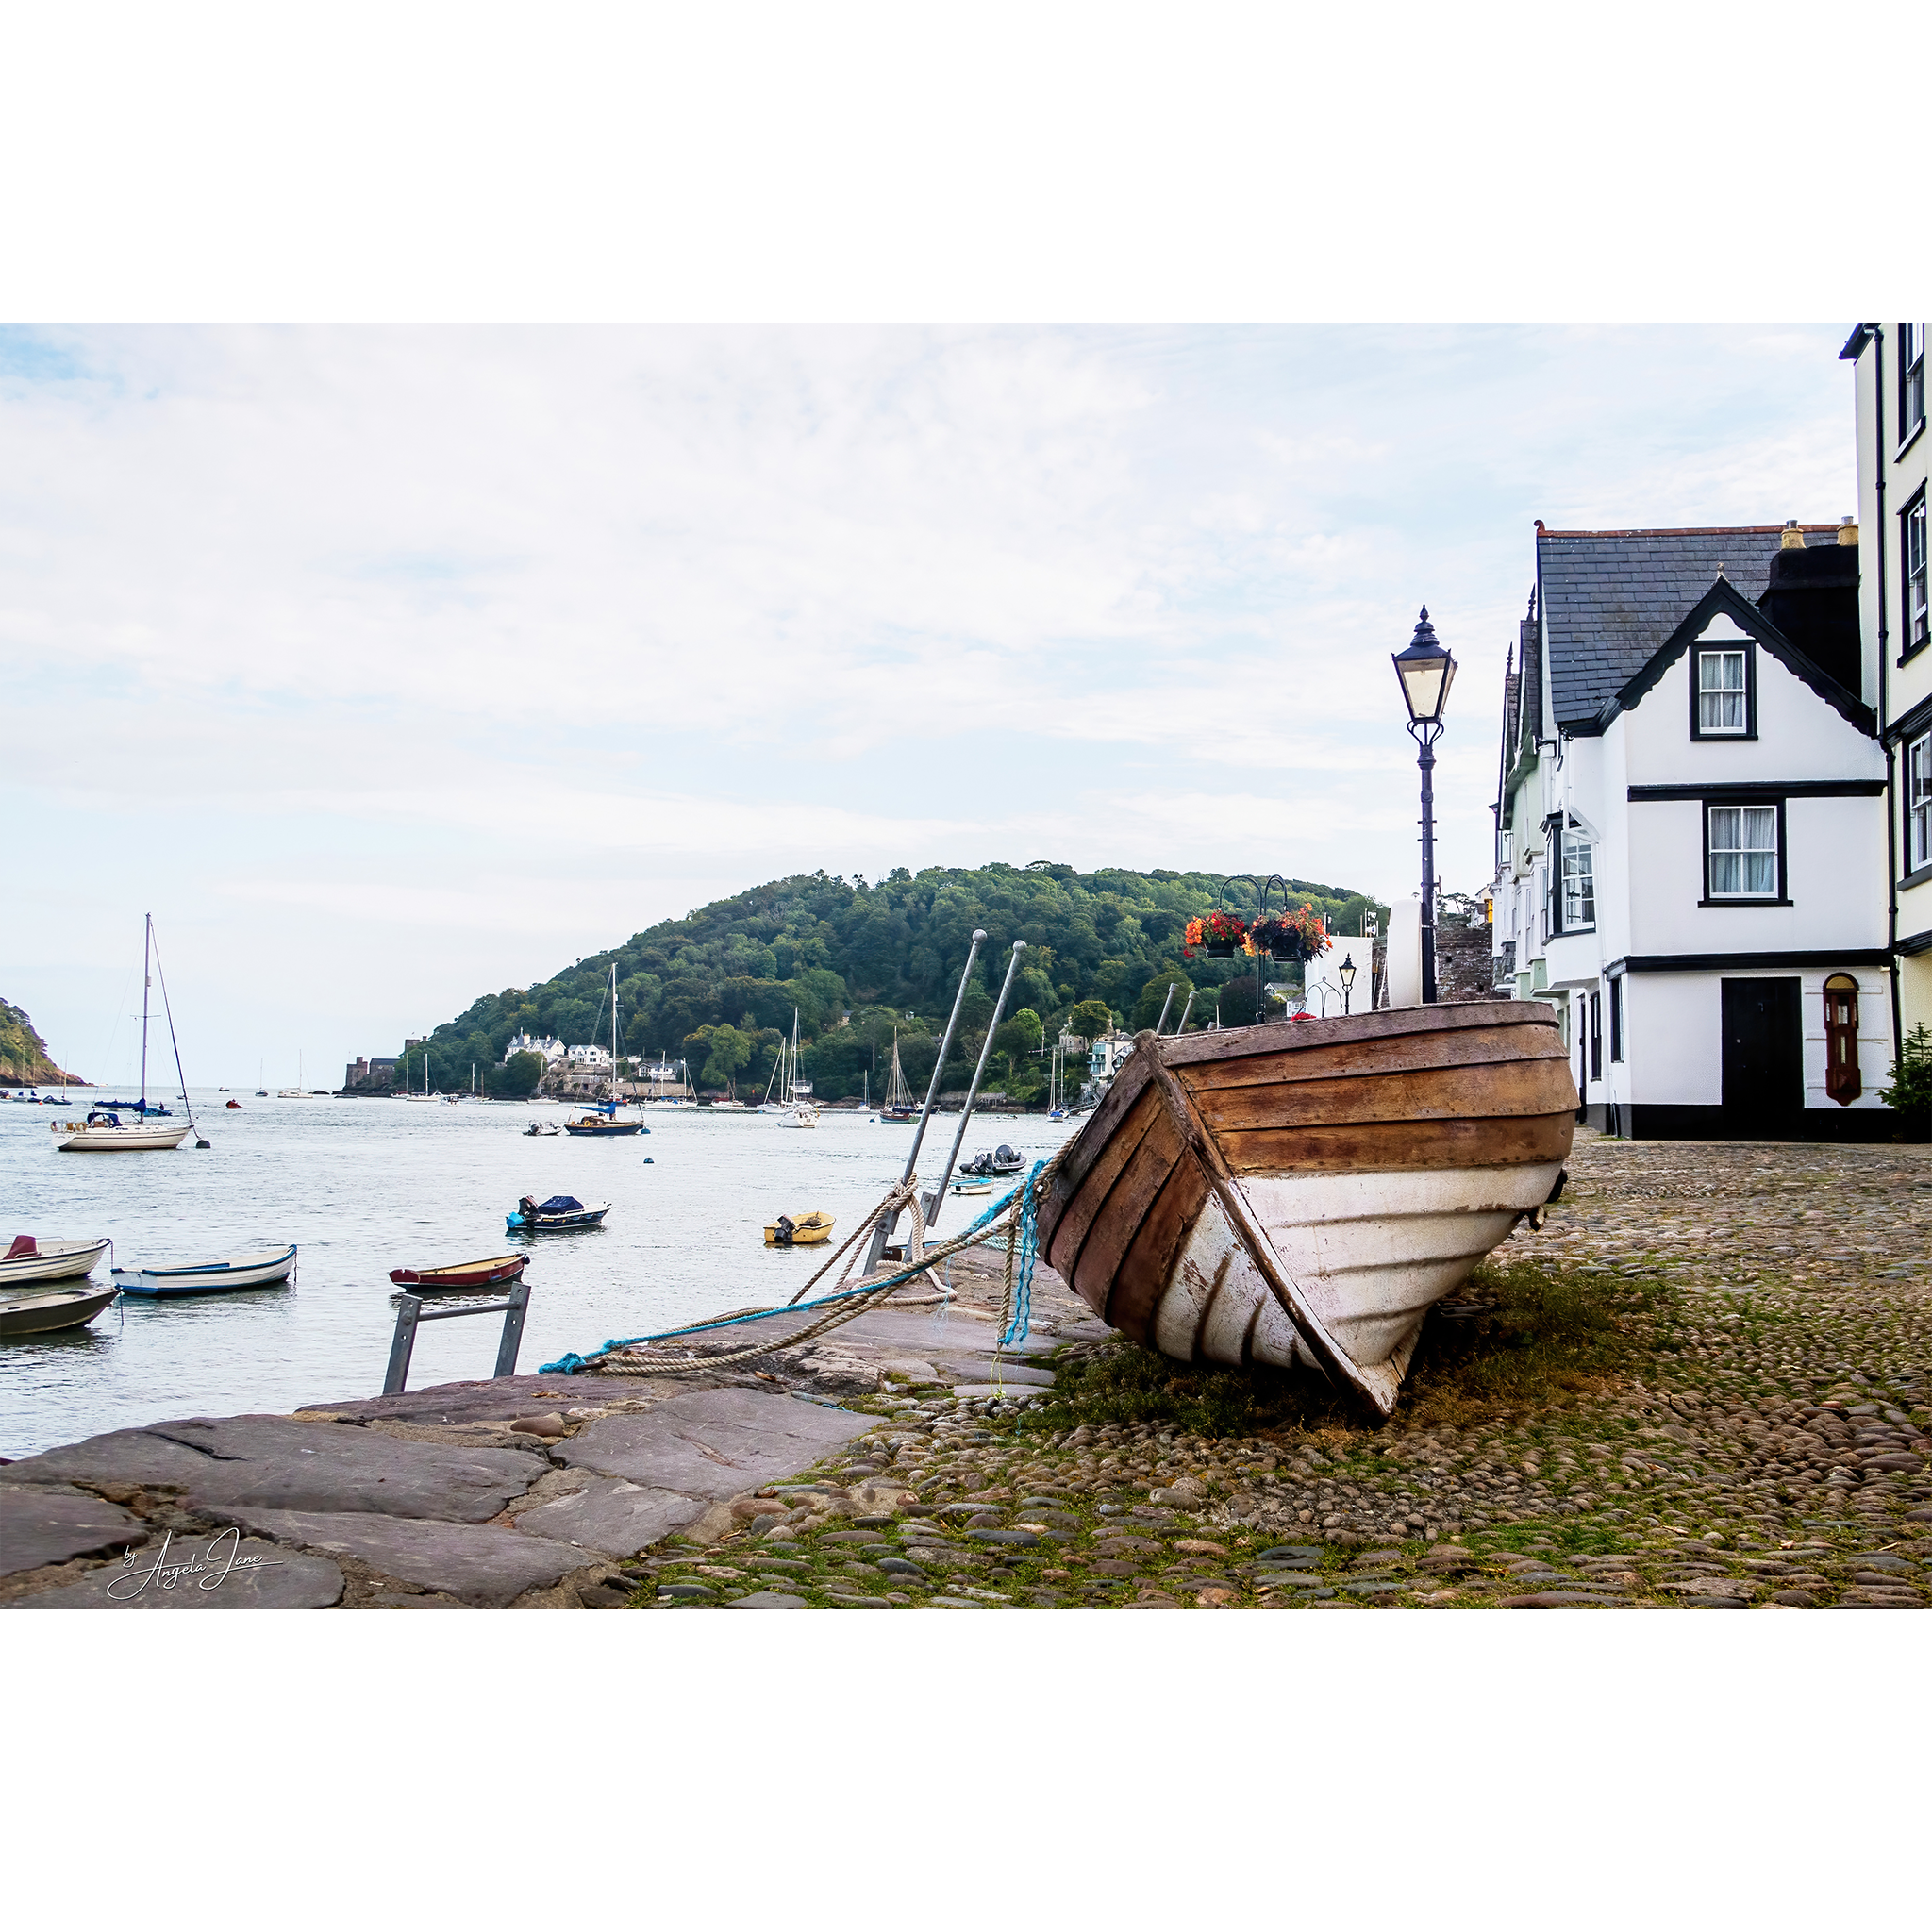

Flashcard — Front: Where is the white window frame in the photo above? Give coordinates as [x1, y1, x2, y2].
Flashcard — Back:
[1697, 649, 1748, 733]
[1906, 491, 1928, 658]
[1707, 804, 1779, 900]
[1908, 731, 1932, 874]
[1559, 824, 1595, 930]
[1903, 321, 1927, 444]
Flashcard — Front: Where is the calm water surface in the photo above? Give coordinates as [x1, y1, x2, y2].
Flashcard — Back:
[1, 1091, 1078, 1457]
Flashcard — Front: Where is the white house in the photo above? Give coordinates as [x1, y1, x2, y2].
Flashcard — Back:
[564, 1042, 612, 1067]
[502, 1032, 565, 1064]
[1492, 520, 1892, 1140]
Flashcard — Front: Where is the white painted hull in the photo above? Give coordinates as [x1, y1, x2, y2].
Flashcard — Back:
[112, 1245, 298, 1295]
[51, 1120, 192, 1151]
[1150, 1161, 1561, 1411]
[0, 1238, 111, 1287]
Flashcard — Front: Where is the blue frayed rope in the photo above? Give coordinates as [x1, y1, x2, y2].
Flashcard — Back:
[997, 1158, 1047, 1350]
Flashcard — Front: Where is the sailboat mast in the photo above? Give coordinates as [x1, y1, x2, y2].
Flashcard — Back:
[140, 913, 151, 1111]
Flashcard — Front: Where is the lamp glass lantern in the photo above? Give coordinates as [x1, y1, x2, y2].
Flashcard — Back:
[1391, 606, 1457, 724]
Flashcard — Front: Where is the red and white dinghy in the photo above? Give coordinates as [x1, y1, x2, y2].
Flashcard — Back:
[388, 1253, 529, 1292]
[1035, 1003, 1576, 1416]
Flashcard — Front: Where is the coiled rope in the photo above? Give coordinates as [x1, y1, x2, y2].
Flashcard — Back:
[539, 1147, 1068, 1377]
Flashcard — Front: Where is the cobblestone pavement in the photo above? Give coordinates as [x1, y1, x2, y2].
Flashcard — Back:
[641, 1133, 1932, 1609]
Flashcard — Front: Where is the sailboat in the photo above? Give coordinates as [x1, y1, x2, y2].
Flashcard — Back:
[1047, 1039, 1068, 1122]
[877, 1028, 917, 1124]
[277, 1051, 308, 1098]
[642, 1053, 694, 1109]
[565, 964, 646, 1136]
[403, 1043, 438, 1102]
[51, 916, 201, 1151]
[256, 1058, 267, 1097]
[774, 1008, 819, 1129]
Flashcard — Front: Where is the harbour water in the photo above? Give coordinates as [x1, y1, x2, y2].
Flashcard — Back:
[1, 1091, 1079, 1457]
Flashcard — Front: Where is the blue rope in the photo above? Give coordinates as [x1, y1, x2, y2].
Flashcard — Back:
[538, 1176, 1032, 1374]
[998, 1159, 1046, 1350]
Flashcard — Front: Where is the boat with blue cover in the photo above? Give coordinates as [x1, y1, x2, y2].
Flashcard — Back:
[508, 1194, 610, 1232]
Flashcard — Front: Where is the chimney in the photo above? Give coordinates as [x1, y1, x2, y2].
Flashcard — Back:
[1758, 523, 1859, 694]
[1838, 514, 1859, 546]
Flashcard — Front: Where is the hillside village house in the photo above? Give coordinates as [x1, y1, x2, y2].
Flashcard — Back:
[1840, 324, 1932, 1044]
[501, 1032, 565, 1064]
[1491, 519, 1892, 1140]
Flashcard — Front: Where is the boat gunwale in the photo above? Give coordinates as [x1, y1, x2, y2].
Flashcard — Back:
[1154, 999, 1564, 1070]
[110, 1243, 296, 1279]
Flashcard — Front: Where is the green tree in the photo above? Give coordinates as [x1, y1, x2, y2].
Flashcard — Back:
[1880, 1023, 1932, 1139]
[496, 1050, 544, 1098]
[699, 1024, 755, 1096]
[1132, 972, 1193, 1032]
[1065, 998, 1113, 1040]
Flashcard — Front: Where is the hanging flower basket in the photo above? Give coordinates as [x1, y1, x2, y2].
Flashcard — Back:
[1252, 906, 1332, 964]
[1185, 911, 1250, 959]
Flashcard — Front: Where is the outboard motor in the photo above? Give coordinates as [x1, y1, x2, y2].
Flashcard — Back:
[774, 1214, 796, 1247]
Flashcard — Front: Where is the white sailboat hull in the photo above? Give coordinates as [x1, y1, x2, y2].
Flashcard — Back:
[51, 1120, 192, 1152]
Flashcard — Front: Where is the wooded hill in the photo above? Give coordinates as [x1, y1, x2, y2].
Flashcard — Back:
[405, 863, 1383, 1106]
[1, 999, 83, 1087]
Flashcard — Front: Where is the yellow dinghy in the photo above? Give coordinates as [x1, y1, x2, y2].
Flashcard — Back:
[764, 1211, 834, 1248]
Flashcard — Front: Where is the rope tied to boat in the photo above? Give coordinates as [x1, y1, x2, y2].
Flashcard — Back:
[538, 1148, 1068, 1378]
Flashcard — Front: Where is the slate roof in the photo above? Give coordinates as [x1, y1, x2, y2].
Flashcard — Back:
[1537, 523, 1844, 730]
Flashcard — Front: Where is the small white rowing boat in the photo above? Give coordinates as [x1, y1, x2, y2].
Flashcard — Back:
[1, 1235, 111, 1288]
[112, 1244, 298, 1297]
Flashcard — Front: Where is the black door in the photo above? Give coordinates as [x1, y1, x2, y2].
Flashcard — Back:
[1721, 978, 1802, 1124]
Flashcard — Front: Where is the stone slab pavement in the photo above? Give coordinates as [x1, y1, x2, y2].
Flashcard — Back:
[0, 1381, 891, 1609]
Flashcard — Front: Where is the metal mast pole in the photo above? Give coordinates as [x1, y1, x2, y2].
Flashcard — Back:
[140, 912, 151, 1113]
[924, 940, 1026, 1227]
[862, 928, 987, 1274]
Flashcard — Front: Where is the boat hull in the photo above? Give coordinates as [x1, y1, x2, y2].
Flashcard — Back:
[390, 1254, 529, 1291]
[563, 1121, 645, 1136]
[0, 1284, 120, 1336]
[0, 1238, 111, 1287]
[1036, 1004, 1575, 1416]
[51, 1120, 192, 1151]
[507, 1209, 609, 1232]
[112, 1245, 298, 1296]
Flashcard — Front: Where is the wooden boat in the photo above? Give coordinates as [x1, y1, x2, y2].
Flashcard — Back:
[508, 1194, 610, 1232]
[763, 1211, 834, 1247]
[1, 1235, 110, 1288]
[0, 1283, 120, 1337]
[878, 1030, 918, 1122]
[1036, 1004, 1575, 1416]
[389, 1253, 528, 1292]
[113, 1244, 298, 1297]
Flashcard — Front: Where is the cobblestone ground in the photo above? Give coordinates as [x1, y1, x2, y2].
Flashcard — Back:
[638, 1133, 1932, 1609]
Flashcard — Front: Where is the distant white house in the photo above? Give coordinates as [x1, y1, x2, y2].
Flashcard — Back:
[565, 1042, 612, 1067]
[502, 1032, 565, 1064]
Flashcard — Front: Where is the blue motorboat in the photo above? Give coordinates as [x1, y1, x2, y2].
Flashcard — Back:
[508, 1193, 610, 1232]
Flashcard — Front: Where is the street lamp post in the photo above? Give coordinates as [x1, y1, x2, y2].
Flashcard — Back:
[1391, 607, 1457, 1004]
[1338, 953, 1357, 1015]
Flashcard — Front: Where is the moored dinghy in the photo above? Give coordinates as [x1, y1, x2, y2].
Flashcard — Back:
[113, 1244, 298, 1297]
[1, 1235, 112, 1289]
[389, 1253, 529, 1291]
[1035, 1003, 1575, 1416]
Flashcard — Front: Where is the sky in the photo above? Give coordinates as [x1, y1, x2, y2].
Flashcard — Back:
[2, 323, 1858, 1090]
